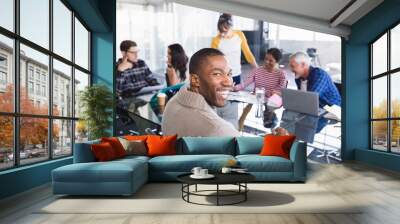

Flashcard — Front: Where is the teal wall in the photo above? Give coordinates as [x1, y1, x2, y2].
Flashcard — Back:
[344, 0, 400, 171]
[0, 158, 72, 199]
[0, 0, 116, 200]
[66, 0, 110, 32]
[92, 32, 114, 89]
[355, 149, 400, 172]
[91, 0, 116, 136]
[91, 32, 115, 136]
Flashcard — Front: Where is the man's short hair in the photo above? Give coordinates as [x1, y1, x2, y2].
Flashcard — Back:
[120, 40, 137, 52]
[290, 52, 311, 66]
[189, 48, 225, 75]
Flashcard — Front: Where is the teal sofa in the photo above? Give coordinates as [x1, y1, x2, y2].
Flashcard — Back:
[52, 137, 307, 196]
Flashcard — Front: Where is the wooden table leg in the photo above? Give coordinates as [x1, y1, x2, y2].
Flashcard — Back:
[238, 104, 253, 131]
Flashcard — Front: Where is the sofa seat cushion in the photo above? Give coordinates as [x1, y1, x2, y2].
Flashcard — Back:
[53, 159, 147, 183]
[149, 154, 235, 172]
[117, 155, 150, 163]
[236, 155, 293, 172]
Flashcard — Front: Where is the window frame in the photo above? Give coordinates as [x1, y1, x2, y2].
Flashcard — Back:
[370, 20, 400, 154]
[0, 69, 6, 88]
[0, 53, 8, 90]
[0, 0, 92, 171]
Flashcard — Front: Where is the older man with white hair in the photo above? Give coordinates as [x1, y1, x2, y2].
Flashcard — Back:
[288, 52, 341, 133]
[289, 52, 341, 108]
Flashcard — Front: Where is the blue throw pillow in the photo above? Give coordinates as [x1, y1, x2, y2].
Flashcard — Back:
[235, 137, 264, 155]
[73, 139, 100, 163]
[180, 137, 235, 155]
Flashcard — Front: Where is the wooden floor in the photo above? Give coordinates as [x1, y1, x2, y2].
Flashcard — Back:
[1, 161, 400, 224]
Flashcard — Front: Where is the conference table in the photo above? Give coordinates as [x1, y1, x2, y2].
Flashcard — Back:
[227, 90, 340, 143]
[119, 89, 340, 143]
[227, 91, 283, 132]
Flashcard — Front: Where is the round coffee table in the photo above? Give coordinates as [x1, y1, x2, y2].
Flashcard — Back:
[177, 173, 255, 206]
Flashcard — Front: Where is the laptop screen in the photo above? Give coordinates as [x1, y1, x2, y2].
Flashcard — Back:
[282, 89, 319, 116]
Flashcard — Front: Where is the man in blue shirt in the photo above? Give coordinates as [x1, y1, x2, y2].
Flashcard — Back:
[289, 52, 341, 132]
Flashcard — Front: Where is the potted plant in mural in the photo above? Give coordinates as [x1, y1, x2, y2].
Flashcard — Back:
[79, 84, 113, 140]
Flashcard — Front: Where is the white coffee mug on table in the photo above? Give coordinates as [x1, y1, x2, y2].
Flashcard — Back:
[200, 169, 208, 176]
[191, 167, 202, 176]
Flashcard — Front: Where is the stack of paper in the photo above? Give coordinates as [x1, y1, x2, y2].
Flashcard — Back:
[267, 94, 283, 107]
[323, 105, 341, 121]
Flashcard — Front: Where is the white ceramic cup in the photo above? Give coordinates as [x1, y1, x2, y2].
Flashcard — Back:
[221, 167, 232, 174]
[200, 169, 208, 176]
[191, 167, 202, 176]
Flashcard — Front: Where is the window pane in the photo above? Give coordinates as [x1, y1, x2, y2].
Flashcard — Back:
[53, 0, 72, 60]
[392, 120, 400, 153]
[0, 116, 14, 170]
[0, 0, 14, 31]
[75, 18, 89, 70]
[20, 0, 49, 49]
[74, 69, 89, 118]
[372, 33, 387, 76]
[20, 117, 49, 165]
[372, 77, 387, 119]
[53, 59, 72, 117]
[20, 45, 49, 115]
[0, 34, 14, 112]
[75, 120, 88, 143]
[53, 119, 72, 158]
[391, 72, 400, 118]
[391, 24, 400, 70]
[372, 121, 388, 151]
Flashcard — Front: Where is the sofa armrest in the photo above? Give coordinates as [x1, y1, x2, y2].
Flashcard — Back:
[289, 141, 307, 181]
[73, 140, 100, 163]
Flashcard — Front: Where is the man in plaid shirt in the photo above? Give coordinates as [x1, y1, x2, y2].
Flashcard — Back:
[116, 59, 159, 97]
[289, 52, 341, 133]
[290, 52, 341, 107]
[116, 40, 159, 97]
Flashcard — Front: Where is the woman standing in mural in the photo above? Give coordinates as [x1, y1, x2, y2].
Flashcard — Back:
[210, 13, 258, 128]
[211, 13, 258, 84]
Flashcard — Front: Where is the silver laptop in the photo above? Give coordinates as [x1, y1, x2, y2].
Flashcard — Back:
[282, 89, 324, 116]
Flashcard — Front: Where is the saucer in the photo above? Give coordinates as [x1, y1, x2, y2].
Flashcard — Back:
[232, 170, 249, 174]
[190, 174, 215, 179]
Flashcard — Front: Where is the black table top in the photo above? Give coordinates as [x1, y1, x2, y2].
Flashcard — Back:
[177, 172, 255, 185]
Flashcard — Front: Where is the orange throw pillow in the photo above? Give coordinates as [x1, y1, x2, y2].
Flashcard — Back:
[260, 135, 296, 159]
[124, 135, 148, 141]
[101, 137, 126, 158]
[91, 142, 117, 162]
[146, 135, 177, 157]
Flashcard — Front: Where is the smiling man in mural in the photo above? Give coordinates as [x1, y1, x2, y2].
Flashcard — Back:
[161, 48, 240, 137]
